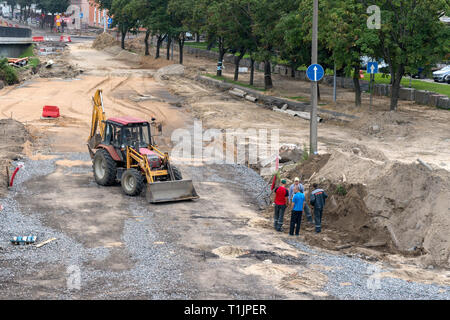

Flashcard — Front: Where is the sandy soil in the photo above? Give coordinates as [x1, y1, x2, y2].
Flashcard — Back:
[0, 39, 448, 299]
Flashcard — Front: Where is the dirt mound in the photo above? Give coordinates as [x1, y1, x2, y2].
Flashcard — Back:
[140, 56, 174, 69]
[350, 111, 415, 138]
[0, 119, 30, 197]
[154, 64, 185, 81]
[114, 50, 142, 64]
[38, 60, 81, 78]
[284, 153, 331, 182]
[338, 142, 388, 162]
[92, 33, 118, 50]
[279, 150, 450, 268]
[311, 151, 450, 268]
[125, 35, 146, 54]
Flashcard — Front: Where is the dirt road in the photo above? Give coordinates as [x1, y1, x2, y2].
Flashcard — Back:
[0, 41, 448, 299]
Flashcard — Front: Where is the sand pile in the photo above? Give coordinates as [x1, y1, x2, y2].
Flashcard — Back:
[114, 50, 141, 64]
[0, 119, 30, 197]
[154, 64, 185, 81]
[125, 35, 147, 54]
[140, 56, 174, 69]
[301, 151, 450, 268]
[349, 110, 415, 138]
[92, 33, 118, 50]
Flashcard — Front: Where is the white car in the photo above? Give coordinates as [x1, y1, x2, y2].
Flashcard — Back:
[433, 65, 450, 83]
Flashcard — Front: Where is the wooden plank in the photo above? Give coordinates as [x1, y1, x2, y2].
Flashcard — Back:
[35, 238, 57, 248]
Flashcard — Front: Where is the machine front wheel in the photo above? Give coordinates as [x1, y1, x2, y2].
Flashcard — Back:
[121, 168, 145, 196]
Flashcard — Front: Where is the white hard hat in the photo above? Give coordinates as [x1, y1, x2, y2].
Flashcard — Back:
[294, 177, 300, 182]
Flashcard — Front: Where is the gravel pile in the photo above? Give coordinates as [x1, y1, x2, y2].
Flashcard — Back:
[2, 153, 448, 299]
[285, 239, 449, 300]
[0, 154, 197, 299]
[187, 163, 271, 208]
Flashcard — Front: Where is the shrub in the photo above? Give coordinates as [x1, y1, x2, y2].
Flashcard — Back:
[0, 58, 19, 85]
[336, 184, 347, 196]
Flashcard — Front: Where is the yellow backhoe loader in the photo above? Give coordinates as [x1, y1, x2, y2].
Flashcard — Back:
[87, 89, 199, 203]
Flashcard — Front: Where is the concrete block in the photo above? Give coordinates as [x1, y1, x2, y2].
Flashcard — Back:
[373, 84, 383, 96]
[437, 96, 450, 109]
[428, 94, 443, 107]
[414, 90, 430, 105]
[294, 70, 306, 80]
[343, 78, 354, 89]
[399, 87, 415, 101]
[385, 85, 392, 96]
[286, 67, 293, 77]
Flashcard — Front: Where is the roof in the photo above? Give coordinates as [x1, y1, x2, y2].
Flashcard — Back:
[108, 116, 149, 126]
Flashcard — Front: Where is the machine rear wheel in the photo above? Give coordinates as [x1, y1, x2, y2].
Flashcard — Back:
[93, 149, 117, 186]
[121, 168, 145, 196]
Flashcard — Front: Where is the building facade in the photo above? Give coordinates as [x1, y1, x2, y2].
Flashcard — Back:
[70, 0, 108, 28]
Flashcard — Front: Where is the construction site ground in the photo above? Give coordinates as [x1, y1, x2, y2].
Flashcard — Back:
[0, 38, 449, 299]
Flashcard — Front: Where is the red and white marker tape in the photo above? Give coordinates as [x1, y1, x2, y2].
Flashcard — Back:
[9, 163, 24, 187]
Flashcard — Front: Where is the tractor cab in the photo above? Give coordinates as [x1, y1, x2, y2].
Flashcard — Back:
[105, 117, 154, 150]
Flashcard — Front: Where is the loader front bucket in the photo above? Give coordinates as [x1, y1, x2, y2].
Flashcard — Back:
[146, 180, 199, 203]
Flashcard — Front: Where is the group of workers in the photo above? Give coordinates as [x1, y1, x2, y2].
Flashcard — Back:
[272, 178, 328, 235]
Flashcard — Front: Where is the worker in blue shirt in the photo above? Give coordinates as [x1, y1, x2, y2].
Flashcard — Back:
[289, 177, 313, 223]
[290, 187, 306, 236]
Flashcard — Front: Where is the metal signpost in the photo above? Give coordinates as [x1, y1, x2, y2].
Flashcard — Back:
[367, 61, 378, 110]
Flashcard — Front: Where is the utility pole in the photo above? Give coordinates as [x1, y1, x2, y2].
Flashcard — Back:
[310, 0, 318, 155]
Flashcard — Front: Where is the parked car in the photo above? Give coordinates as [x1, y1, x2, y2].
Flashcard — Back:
[412, 67, 426, 79]
[433, 65, 450, 82]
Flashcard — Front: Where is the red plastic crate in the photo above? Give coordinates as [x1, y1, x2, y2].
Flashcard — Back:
[42, 106, 60, 118]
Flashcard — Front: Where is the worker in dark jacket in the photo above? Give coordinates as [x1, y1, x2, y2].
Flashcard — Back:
[310, 183, 328, 233]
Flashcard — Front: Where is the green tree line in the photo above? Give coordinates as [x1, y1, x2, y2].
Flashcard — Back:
[7, 0, 449, 110]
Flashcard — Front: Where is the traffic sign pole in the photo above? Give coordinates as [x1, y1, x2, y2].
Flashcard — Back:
[367, 61, 378, 111]
[333, 63, 337, 103]
[310, 0, 318, 155]
[370, 73, 373, 110]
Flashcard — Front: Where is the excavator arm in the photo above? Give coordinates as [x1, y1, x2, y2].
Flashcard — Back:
[87, 89, 107, 156]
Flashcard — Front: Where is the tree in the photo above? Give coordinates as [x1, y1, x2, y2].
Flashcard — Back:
[6, 0, 17, 17]
[248, 0, 298, 90]
[367, 0, 450, 110]
[95, 0, 113, 10]
[227, 0, 256, 81]
[110, 0, 138, 49]
[38, 0, 70, 29]
[321, 0, 374, 107]
[203, 0, 235, 76]
[168, 0, 196, 64]
[274, 11, 310, 78]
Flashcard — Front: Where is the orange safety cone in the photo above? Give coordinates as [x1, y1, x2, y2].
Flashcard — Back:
[67, 36, 72, 42]
[60, 35, 64, 42]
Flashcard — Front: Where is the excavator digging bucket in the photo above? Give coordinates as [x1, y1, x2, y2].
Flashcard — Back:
[146, 180, 199, 203]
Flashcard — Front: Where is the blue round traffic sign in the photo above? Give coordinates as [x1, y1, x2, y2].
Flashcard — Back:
[306, 64, 324, 82]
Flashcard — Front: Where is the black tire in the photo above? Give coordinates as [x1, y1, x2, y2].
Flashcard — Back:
[172, 165, 183, 180]
[93, 149, 117, 186]
[121, 168, 145, 196]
